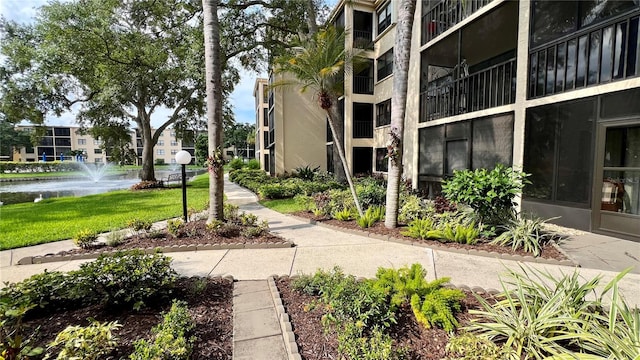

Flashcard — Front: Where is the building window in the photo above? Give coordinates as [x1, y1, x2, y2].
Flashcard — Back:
[171, 149, 178, 155]
[77, 138, 86, 145]
[95, 158, 103, 163]
[158, 140, 164, 146]
[171, 159, 176, 164]
[375, 148, 388, 172]
[157, 149, 165, 155]
[171, 141, 178, 146]
[377, 49, 393, 81]
[376, 99, 391, 127]
[418, 114, 514, 177]
[94, 148, 102, 154]
[170, 131, 176, 137]
[54, 127, 70, 136]
[93, 139, 102, 146]
[377, 2, 392, 34]
[523, 98, 595, 205]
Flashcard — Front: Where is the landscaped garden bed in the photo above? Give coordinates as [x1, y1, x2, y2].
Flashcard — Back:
[1, 251, 233, 360]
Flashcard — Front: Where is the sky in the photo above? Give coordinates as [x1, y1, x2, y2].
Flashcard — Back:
[0, 0, 265, 128]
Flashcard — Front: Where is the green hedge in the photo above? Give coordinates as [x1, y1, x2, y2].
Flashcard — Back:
[0, 161, 81, 173]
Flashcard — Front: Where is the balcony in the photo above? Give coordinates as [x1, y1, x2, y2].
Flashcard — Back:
[420, 58, 516, 122]
[353, 30, 373, 49]
[421, 0, 492, 45]
[353, 75, 374, 94]
[529, 13, 640, 99]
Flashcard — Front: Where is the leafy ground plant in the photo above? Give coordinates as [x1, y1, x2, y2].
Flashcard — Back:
[467, 265, 637, 359]
[45, 320, 121, 360]
[491, 216, 557, 257]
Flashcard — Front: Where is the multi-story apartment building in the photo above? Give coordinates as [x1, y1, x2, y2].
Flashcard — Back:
[253, 78, 271, 172]
[257, 0, 640, 241]
[13, 125, 195, 165]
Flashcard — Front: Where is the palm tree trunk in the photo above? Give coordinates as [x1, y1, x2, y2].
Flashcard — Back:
[327, 103, 363, 217]
[385, 0, 416, 229]
[202, 0, 224, 222]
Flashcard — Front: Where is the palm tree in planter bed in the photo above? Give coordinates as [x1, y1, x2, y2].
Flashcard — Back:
[273, 26, 364, 217]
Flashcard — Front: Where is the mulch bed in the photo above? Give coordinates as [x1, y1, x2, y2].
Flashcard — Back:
[53, 219, 290, 257]
[23, 277, 233, 360]
[293, 211, 567, 261]
[276, 277, 491, 360]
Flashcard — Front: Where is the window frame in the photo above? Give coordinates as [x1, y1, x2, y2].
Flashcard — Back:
[376, 99, 392, 127]
[377, 2, 392, 35]
[377, 49, 394, 81]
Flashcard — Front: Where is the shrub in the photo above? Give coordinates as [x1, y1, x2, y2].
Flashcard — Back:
[77, 250, 177, 310]
[166, 219, 184, 238]
[241, 221, 269, 238]
[130, 300, 195, 360]
[212, 223, 242, 238]
[466, 265, 626, 359]
[491, 216, 556, 257]
[0, 270, 85, 312]
[434, 196, 457, 213]
[258, 182, 299, 199]
[428, 221, 480, 245]
[223, 203, 239, 222]
[445, 333, 510, 360]
[127, 219, 153, 234]
[72, 229, 98, 249]
[246, 159, 260, 170]
[373, 264, 465, 332]
[294, 165, 320, 181]
[441, 165, 529, 225]
[228, 158, 244, 170]
[294, 194, 315, 212]
[337, 323, 405, 360]
[356, 178, 387, 208]
[105, 230, 126, 247]
[0, 293, 44, 359]
[130, 181, 164, 190]
[46, 320, 121, 360]
[238, 212, 259, 226]
[398, 194, 432, 224]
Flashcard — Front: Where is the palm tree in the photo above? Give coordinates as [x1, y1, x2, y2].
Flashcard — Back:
[274, 26, 364, 217]
[385, 0, 417, 228]
[202, 0, 225, 222]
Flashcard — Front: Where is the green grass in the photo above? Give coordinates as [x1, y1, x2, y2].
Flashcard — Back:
[0, 171, 89, 179]
[0, 175, 211, 250]
[259, 198, 305, 214]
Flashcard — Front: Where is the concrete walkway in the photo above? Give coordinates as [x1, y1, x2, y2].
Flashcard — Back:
[1, 176, 640, 359]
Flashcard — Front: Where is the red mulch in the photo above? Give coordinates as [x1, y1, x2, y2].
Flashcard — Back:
[293, 211, 567, 261]
[23, 277, 233, 360]
[276, 277, 491, 360]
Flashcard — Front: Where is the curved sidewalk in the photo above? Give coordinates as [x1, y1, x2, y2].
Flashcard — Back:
[1, 177, 639, 306]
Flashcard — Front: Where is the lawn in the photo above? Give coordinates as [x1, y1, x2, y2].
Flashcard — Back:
[258, 198, 305, 213]
[0, 175, 211, 250]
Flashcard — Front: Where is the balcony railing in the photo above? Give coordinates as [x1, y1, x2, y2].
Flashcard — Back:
[420, 58, 516, 122]
[421, 0, 492, 45]
[529, 13, 640, 99]
[353, 30, 373, 49]
[353, 120, 373, 138]
[353, 76, 374, 94]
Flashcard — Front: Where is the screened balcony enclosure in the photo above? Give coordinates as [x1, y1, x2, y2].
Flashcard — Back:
[421, 0, 493, 45]
[420, 1, 518, 122]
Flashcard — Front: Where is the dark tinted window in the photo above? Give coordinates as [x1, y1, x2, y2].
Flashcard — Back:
[601, 87, 640, 119]
[54, 127, 70, 136]
[375, 148, 388, 172]
[472, 114, 513, 170]
[419, 125, 444, 176]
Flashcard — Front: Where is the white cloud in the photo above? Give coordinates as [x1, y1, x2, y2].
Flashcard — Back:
[0, 0, 44, 24]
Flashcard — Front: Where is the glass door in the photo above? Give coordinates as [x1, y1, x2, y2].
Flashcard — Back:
[593, 123, 640, 240]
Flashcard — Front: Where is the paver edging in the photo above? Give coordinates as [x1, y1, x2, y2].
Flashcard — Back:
[21, 240, 295, 265]
[268, 275, 302, 360]
[288, 214, 578, 267]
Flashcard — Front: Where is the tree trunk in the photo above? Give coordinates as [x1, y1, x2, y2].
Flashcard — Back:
[327, 102, 363, 217]
[332, 106, 346, 183]
[203, 0, 224, 222]
[305, 0, 318, 36]
[139, 116, 156, 181]
[385, 0, 416, 229]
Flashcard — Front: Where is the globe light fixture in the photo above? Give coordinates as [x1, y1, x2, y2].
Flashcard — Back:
[175, 150, 192, 222]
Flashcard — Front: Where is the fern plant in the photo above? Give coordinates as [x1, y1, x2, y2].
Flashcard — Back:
[373, 264, 465, 332]
[401, 218, 436, 240]
[333, 207, 355, 221]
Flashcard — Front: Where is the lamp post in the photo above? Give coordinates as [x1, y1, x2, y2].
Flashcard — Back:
[175, 150, 192, 222]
